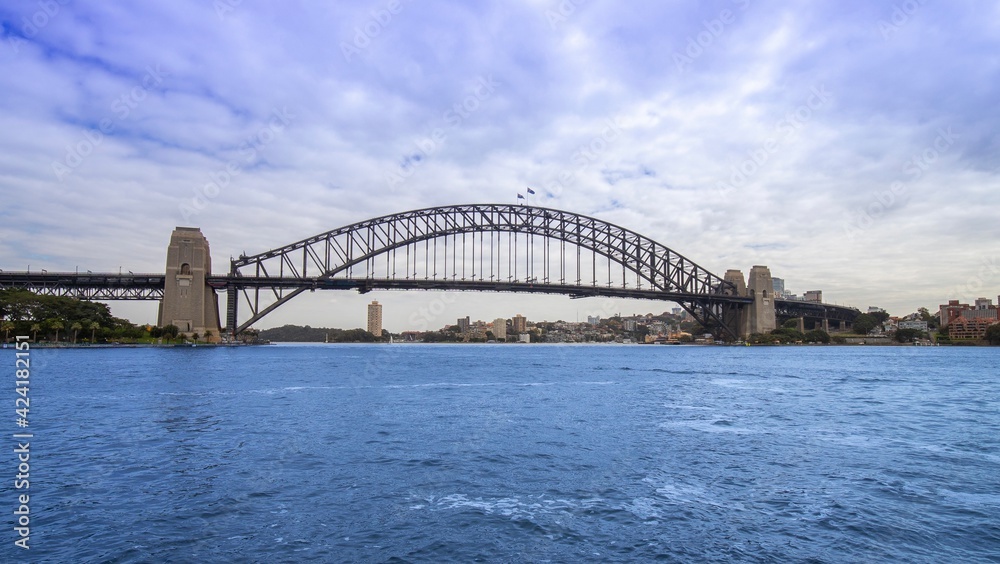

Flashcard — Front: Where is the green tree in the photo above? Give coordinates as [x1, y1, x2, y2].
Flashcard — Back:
[748, 333, 779, 344]
[1, 321, 14, 343]
[782, 319, 800, 329]
[89, 321, 101, 343]
[49, 319, 64, 342]
[869, 310, 891, 324]
[852, 314, 879, 335]
[192, 332, 200, 342]
[204, 330, 213, 342]
[894, 328, 923, 343]
[804, 329, 830, 343]
[771, 327, 805, 343]
[31, 323, 41, 342]
[633, 324, 650, 340]
[71, 322, 83, 344]
[162, 324, 180, 339]
[985, 324, 1000, 346]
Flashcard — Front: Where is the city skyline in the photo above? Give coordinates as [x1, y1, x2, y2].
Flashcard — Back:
[364, 293, 1000, 337]
[1, 2, 998, 331]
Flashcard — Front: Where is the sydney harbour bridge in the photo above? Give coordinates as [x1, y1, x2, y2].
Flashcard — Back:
[0, 204, 860, 340]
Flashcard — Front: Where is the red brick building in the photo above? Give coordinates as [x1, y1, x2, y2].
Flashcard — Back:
[947, 316, 998, 340]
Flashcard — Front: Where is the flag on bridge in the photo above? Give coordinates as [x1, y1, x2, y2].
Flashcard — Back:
[517, 193, 525, 200]
[526, 187, 535, 194]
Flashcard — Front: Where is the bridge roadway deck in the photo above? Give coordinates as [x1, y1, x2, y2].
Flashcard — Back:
[207, 275, 754, 305]
[0, 271, 857, 320]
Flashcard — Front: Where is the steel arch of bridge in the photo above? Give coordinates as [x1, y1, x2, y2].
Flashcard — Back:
[223, 204, 750, 337]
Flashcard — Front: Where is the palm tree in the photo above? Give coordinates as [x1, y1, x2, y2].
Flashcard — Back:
[31, 323, 41, 343]
[1, 321, 14, 343]
[71, 322, 83, 344]
[49, 320, 64, 343]
[89, 321, 100, 343]
[204, 330, 214, 343]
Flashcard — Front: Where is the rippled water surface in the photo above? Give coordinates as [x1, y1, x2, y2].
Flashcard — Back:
[5, 344, 1000, 562]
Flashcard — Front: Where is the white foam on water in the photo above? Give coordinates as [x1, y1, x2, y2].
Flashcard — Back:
[410, 493, 604, 520]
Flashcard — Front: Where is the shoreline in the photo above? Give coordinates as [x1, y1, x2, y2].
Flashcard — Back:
[2, 340, 989, 349]
[0, 342, 267, 349]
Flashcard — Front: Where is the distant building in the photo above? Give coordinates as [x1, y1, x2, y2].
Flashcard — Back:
[587, 315, 601, 326]
[898, 320, 928, 332]
[868, 306, 885, 314]
[948, 317, 997, 340]
[772, 278, 785, 296]
[962, 306, 998, 322]
[367, 301, 383, 336]
[493, 318, 507, 341]
[803, 290, 822, 303]
[671, 308, 682, 316]
[512, 314, 527, 333]
[518, 333, 531, 343]
[457, 316, 471, 333]
[939, 300, 971, 327]
[623, 319, 638, 332]
[940, 298, 998, 330]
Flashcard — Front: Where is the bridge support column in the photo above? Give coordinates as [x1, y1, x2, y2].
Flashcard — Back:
[747, 265, 777, 335]
[226, 284, 238, 340]
[822, 318, 830, 333]
[723, 267, 776, 338]
[797, 317, 805, 334]
[724, 269, 751, 338]
[158, 227, 221, 341]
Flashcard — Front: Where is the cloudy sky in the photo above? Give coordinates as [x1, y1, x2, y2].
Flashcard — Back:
[1, 0, 998, 331]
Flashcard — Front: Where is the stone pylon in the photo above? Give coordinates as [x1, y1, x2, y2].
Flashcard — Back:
[724, 266, 777, 337]
[724, 269, 751, 337]
[158, 227, 221, 340]
[746, 265, 777, 334]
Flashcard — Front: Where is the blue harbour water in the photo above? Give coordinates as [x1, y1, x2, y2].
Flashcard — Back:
[4, 344, 1000, 562]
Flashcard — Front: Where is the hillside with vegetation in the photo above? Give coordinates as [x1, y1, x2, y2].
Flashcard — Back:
[258, 324, 382, 342]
